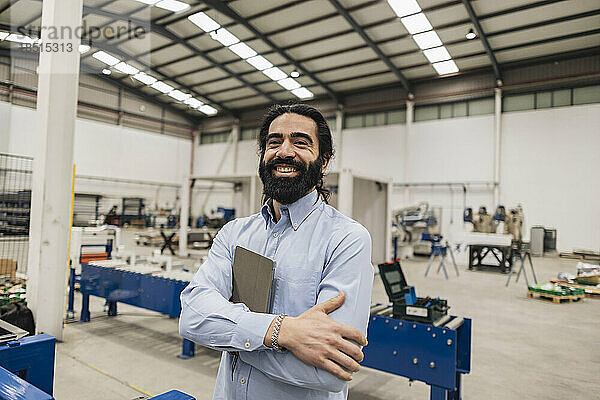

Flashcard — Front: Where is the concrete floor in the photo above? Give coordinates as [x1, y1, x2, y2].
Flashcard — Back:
[55, 237, 600, 399]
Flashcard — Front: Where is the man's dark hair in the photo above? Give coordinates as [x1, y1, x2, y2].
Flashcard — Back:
[258, 103, 335, 203]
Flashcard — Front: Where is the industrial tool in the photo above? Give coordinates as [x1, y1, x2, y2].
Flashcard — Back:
[392, 202, 441, 257]
[364, 261, 471, 399]
[422, 233, 460, 279]
[378, 261, 449, 324]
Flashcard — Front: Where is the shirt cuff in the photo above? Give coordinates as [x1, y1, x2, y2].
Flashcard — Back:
[236, 312, 277, 351]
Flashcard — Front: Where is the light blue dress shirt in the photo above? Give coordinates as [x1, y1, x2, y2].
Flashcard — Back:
[179, 189, 374, 400]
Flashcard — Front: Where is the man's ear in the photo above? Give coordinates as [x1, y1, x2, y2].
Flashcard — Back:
[321, 157, 330, 173]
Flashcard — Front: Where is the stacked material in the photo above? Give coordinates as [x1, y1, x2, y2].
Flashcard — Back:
[0, 281, 26, 305]
[576, 262, 600, 285]
[528, 282, 585, 297]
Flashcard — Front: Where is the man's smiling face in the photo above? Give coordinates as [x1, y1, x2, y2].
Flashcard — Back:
[259, 113, 327, 205]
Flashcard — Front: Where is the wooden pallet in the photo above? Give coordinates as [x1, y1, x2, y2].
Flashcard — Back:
[550, 280, 600, 297]
[526, 290, 585, 304]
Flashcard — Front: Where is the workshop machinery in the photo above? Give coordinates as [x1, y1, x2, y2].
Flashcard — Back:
[363, 261, 471, 399]
[463, 205, 525, 273]
[392, 202, 441, 257]
[0, 321, 55, 400]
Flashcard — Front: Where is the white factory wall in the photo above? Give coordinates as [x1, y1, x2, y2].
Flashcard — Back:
[500, 103, 600, 253]
[193, 105, 599, 252]
[1, 102, 191, 212]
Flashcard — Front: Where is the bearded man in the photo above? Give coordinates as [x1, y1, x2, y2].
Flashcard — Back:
[180, 103, 374, 400]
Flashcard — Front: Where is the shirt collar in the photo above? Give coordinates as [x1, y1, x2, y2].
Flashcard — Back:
[260, 189, 321, 230]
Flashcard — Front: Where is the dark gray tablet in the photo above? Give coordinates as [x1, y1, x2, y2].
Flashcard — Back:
[230, 246, 274, 313]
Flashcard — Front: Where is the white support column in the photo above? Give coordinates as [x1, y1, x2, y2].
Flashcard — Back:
[26, 0, 83, 340]
[335, 109, 343, 169]
[493, 88, 502, 206]
[231, 121, 240, 173]
[179, 176, 190, 257]
[404, 100, 414, 205]
[337, 169, 353, 216]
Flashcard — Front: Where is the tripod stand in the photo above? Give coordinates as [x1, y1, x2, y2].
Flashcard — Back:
[425, 241, 460, 279]
[506, 242, 538, 287]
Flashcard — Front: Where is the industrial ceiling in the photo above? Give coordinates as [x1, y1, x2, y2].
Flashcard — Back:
[0, 0, 599, 120]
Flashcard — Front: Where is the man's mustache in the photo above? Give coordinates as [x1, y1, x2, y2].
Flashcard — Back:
[265, 158, 307, 171]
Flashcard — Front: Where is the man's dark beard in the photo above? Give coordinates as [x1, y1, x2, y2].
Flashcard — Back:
[259, 156, 322, 205]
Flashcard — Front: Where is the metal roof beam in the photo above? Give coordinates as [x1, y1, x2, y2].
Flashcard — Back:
[328, 0, 411, 92]
[0, 0, 20, 15]
[169, 0, 556, 81]
[82, 5, 277, 104]
[461, 0, 501, 81]
[201, 0, 341, 104]
[0, 47, 201, 125]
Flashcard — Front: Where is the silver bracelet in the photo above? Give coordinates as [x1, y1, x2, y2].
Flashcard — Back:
[271, 314, 287, 353]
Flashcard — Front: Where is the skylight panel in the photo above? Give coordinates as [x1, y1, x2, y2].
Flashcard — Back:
[277, 78, 301, 91]
[262, 67, 287, 81]
[210, 28, 239, 46]
[168, 90, 191, 101]
[184, 98, 203, 108]
[291, 87, 314, 99]
[114, 62, 139, 75]
[92, 51, 120, 66]
[412, 31, 442, 50]
[387, 0, 421, 18]
[0, 32, 9, 41]
[132, 72, 157, 85]
[78, 44, 91, 54]
[5, 33, 37, 44]
[151, 81, 174, 94]
[432, 60, 459, 75]
[188, 12, 220, 32]
[155, 0, 190, 13]
[228, 42, 257, 59]
[199, 105, 218, 115]
[423, 46, 451, 63]
[246, 55, 273, 71]
[400, 13, 433, 35]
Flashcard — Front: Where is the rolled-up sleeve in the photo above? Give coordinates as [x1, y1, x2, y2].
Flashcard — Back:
[238, 224, 374, 392]
[179, 222, 276, 352]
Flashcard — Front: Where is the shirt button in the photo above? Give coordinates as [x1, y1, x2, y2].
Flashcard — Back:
[240, 378, 246, 384]
[244, 341, 250, 348]
[293, 223, 298, 228]
[273, 232, 278, 238]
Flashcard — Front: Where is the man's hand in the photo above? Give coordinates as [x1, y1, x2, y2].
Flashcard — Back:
[264, 292, 367, 381]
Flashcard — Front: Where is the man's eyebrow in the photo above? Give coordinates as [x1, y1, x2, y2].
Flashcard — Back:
[266, 131, 314, 145]
[290, 132, 314, 144]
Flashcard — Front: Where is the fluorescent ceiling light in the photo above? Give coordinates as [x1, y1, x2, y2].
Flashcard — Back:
[0, 32, 10, 41]
[5, 33, 37, 44]
[132, 72, 157, 85]
[246, 55, 273, 71]
[290, 71, 300, 78]
[412, 30, 442, 50]
[277, 77, 301, 91]
[387, 0, 421, 18]
[210, 28, 239, 46]
[151, 81, 174, 94]
[466, 28, 477, 40]
[114, 62, 139, 75]
[78, 44, 90, 54]
[102, 69, 111, 75]
[199, 105, 218, 115]
[291, 87, 314, 99]
[262, 67, 287, 81]
[168, 90, 191, 101]
[228, 42, 257, 59]
[400, 13, 432, 35]
[423, 46, 451, 63]
[432, 60, 459, 75]
[92, 51, 120, 66]
[155, 0, 190, 12]
[188, 12, 220, 32]
[184, 98, 203, 108]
